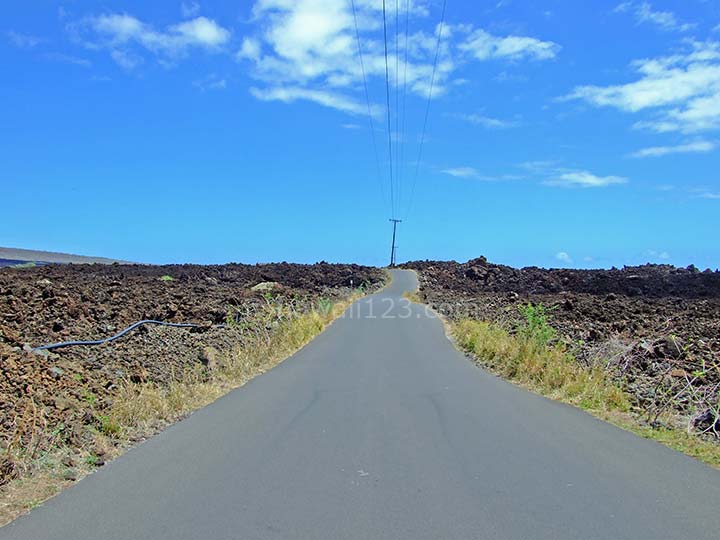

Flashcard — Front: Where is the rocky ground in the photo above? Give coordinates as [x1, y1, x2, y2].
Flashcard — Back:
[403, 257, 720, 437]
[0, 262, 385, 487]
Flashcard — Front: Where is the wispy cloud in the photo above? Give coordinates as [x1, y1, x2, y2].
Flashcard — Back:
[440, 166, 523, 181]
[442, 167, 482, 178]
[448, 112, 519, 129]
[69, 13, 230, 69]
[630, 140, 716, 158]
[44, 52, 92, 67]
[193, 73, 227, 91]
[110, 49, 144, 70]
[544, 170, 628, 188]
[614, 1, 695, 32]
[647, 249, 671, 260]
[249, 86, 375, 117]
[693, 190, 720, 199]
[181, 2, 201, 18]
[7, 31, 44, 48]
[458, 29, 560, 61]
[565, 40, 720, 134]
[518, 161, 627, 188]
[519, 160, 561, 174]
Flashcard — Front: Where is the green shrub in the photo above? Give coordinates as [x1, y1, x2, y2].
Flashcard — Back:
[519, 304, 556, 346]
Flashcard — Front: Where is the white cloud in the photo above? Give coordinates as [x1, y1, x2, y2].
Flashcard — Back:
[647, 249, 671, 260]
[545, 170, 628, 188]
[173, 17, 229, 47]
[695, 190, 720, 199]
[442, 167, 481, 178]
[566, 40, 720, 134]
[494, 70, 528, 83]
[518, 161, 628, 189]
[341, 123, 362, 129]
[111, 49, 144, 70]
[181, 2, 201, 18]
[238, 0, 559, 115]
[237, 37, 261, 62]
[519, 160, 561, 173]
[449, 112, 519, 129]
[71, 13, 230, 68]
[7, 31, 43, 48]
[614, 2, 695, 32]
[44, 52, 92, 67]
[440, 166, 522, 181]
[630, 140, 716, 157]
[240, 0, 453, 97]
[459, 29, 560, 61]
[249, 86, 375, 117]
[193, 73, 227, 91]
[556, 251, 572, 264]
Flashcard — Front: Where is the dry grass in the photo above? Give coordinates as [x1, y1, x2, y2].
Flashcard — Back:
[453, 319, 630, 413]
[451, 317, 720, 468]
[0, 294, 362, 526]
[106, 303, 347, 433]
[402, 290, 422, 304]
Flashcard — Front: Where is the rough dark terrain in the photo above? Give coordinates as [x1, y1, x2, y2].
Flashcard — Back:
[403, 257, 720, 435]
[0, 262, 385, 487]
[2, 271, 719, 540]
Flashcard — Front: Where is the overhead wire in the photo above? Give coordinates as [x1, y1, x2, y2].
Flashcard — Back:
[399, 0, 410, 219]
[381, 0, 396, 218]
[395, 0, 401, 216]
[350, 0, 388, 215]
[351, 0, 447, 225]
[404, 0, 447, 220]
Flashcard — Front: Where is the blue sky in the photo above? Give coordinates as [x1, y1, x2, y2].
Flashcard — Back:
[2, 1, 719, 269]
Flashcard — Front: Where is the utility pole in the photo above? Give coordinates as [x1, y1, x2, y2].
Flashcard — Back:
[389, 219, 402, 267]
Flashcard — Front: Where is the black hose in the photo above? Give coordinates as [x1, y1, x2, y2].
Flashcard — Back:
[32, 320, 207, 351]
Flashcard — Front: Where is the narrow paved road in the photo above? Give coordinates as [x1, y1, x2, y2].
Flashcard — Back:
[3, 270, 719, 539]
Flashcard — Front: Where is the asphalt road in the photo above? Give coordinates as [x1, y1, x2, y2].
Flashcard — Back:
[3, 270, 719, 539]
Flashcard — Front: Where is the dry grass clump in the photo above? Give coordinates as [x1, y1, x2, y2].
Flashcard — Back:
[107, 303, 344, 433]
[453, 315, 629, 413]
[0, 294, 361, 525]
[402, 290, 423, 304]
[451, 303, 720, 468]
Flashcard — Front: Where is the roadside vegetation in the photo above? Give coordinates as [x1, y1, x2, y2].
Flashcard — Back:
[107, 296, 352, 433]
[0, 291, 365, 525]
[402, 290, 422, 304]
[451, 303, 720, 468]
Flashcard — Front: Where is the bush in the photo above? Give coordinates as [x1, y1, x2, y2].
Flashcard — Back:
[518, 303, 556, 346]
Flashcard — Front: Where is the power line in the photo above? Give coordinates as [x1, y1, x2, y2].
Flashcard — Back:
[404, 0, 447, 220]
[399, 0, 410, 221]
[381, 0, 396, 218]
[395, 0, 400, 215]
[350, 0, 387, 214]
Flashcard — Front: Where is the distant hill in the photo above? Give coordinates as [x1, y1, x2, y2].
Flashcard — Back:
[0, 247, 131, 267]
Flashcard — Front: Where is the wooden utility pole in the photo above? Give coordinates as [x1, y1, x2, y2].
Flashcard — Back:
[389, 219, 402, 267]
